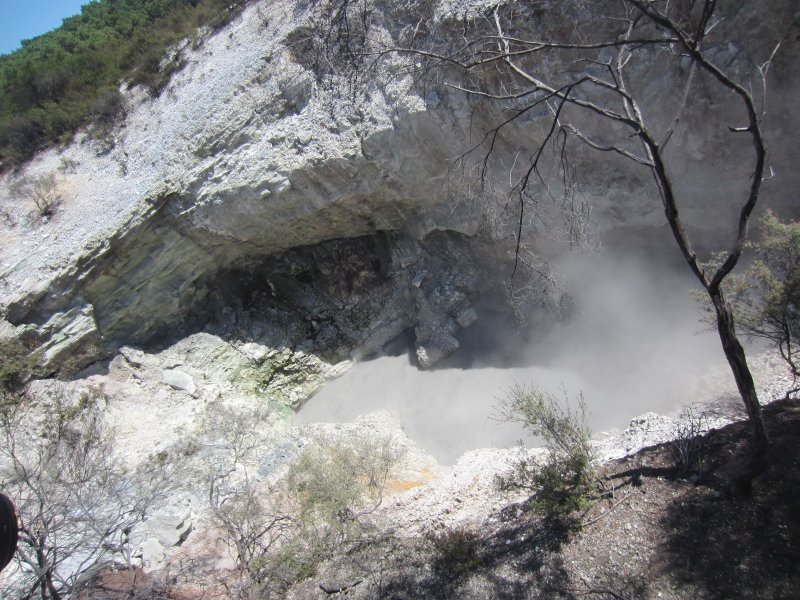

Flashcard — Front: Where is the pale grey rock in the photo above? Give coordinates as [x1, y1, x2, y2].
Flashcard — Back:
[132, 508, 193, 568]
[411, 271, 427, 287]
[416, 336, 459, 369]
[135, 538, 167, 569]
[0, 0, 796, 372]
[620, 412, 677, 454]
[119, 346, 146, 368]
[162, 368, 196, 395]
[146, 511, 193, 549]
[29, 302, 101, 371]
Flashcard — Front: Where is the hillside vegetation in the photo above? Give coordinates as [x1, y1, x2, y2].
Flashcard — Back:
[0, 0, 250, 167]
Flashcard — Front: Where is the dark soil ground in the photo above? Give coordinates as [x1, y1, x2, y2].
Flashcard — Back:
[295, 399, 800, 600]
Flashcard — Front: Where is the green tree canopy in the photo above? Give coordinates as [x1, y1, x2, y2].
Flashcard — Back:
[0, 0, 250, 167]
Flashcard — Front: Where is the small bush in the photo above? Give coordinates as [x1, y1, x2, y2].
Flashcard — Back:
[0, 338, 40, 391]
[496, 385, 596, 521]
[58, 157, 79, 174]
[90, 88, 125, 127]
[0, 115, 44, 162]
[670, 407, 710, 479]
[203, 410, 404, 597]
[11, 172, 63, 219]
[288, 433, 405, 536]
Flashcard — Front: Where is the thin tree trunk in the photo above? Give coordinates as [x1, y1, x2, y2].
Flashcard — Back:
[710, 288, 769, 454]
[645, 134, 769, 457]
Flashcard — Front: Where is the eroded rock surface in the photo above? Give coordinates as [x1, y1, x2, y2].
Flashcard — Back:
[1, 2, 798, 597]
[0, 0, 796, 374]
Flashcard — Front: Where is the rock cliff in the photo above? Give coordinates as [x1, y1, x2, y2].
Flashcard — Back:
[0, 0, 797, 376]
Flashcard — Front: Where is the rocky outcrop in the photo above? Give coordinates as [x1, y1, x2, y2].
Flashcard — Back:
[202, 231, 489, 367]
[0, 0, 797, 372]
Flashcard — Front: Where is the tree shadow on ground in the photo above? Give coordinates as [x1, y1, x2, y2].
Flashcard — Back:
[371, 504, 573, 599]
[317, 402, 800, 600]
[657, 401, 800, 600]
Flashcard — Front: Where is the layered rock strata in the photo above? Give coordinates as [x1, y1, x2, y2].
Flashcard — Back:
[0, 0, 797, 372]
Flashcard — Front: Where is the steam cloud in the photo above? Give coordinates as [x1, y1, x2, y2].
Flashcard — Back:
[295, 246, 732, 463]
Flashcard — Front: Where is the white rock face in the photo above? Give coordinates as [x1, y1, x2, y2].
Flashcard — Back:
[0, 0, 797, 367]
[162, 368, 197, 395]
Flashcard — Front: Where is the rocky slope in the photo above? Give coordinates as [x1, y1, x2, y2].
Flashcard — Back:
[0, 0, 797, 377]
[286, 399, 800, 600]
[16, 342, 785, 586]
[0, 1, 799, 596]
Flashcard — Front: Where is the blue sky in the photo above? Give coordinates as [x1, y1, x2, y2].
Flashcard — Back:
[1, 0, 88, 55]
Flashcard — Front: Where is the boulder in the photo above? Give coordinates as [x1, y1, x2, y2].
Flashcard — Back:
[162, 368, 196, 395]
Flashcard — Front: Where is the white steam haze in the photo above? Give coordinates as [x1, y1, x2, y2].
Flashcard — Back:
[295, 246, 733, 463]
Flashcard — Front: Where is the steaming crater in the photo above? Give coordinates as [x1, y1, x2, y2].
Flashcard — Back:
[296, 248, 731, 463]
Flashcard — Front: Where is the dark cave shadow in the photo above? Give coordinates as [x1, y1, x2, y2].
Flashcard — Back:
[362, 317, 546, 372]
[361, 328, 418, 367]
[434, 320, 537, 371]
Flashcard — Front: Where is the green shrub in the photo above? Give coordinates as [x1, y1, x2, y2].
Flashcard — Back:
[288, 433, 404, 540]
[0, 115, 44, 163]
[0, 338, 40, 391]
[0, 0, 251, 166]
[90, 88, 125, 127]
[696, 211, 800, 399]
[203, 408, 404, 597]
[727, 211, 800, 397]
[496, 385, 596, 521]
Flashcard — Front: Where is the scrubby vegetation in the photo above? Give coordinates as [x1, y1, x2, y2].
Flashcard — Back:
[726, 211, 800, 397]
[0, 0, 251, 167]
[0, 387, 170, 600]
[496, 385, 597, 523]
[427, 528, 484, 581]
[0, 338, 40, 391]
[193, 401, 405, 598]
[9, 172, 63, 219]
[669, 406, 712, 480]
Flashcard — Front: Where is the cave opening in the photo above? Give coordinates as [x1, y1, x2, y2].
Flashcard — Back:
[294, 244, 734, 463]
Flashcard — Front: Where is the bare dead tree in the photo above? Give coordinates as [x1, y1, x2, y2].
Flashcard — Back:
[10, 173, 63, 220]
[365, 0, 793, 456]
[0, 388, 169, 600]
[197, 403, 293, 600]
[209, 480, 293, 600]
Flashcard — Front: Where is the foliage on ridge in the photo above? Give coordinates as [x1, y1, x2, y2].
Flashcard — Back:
[0, 0, 251, 167]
